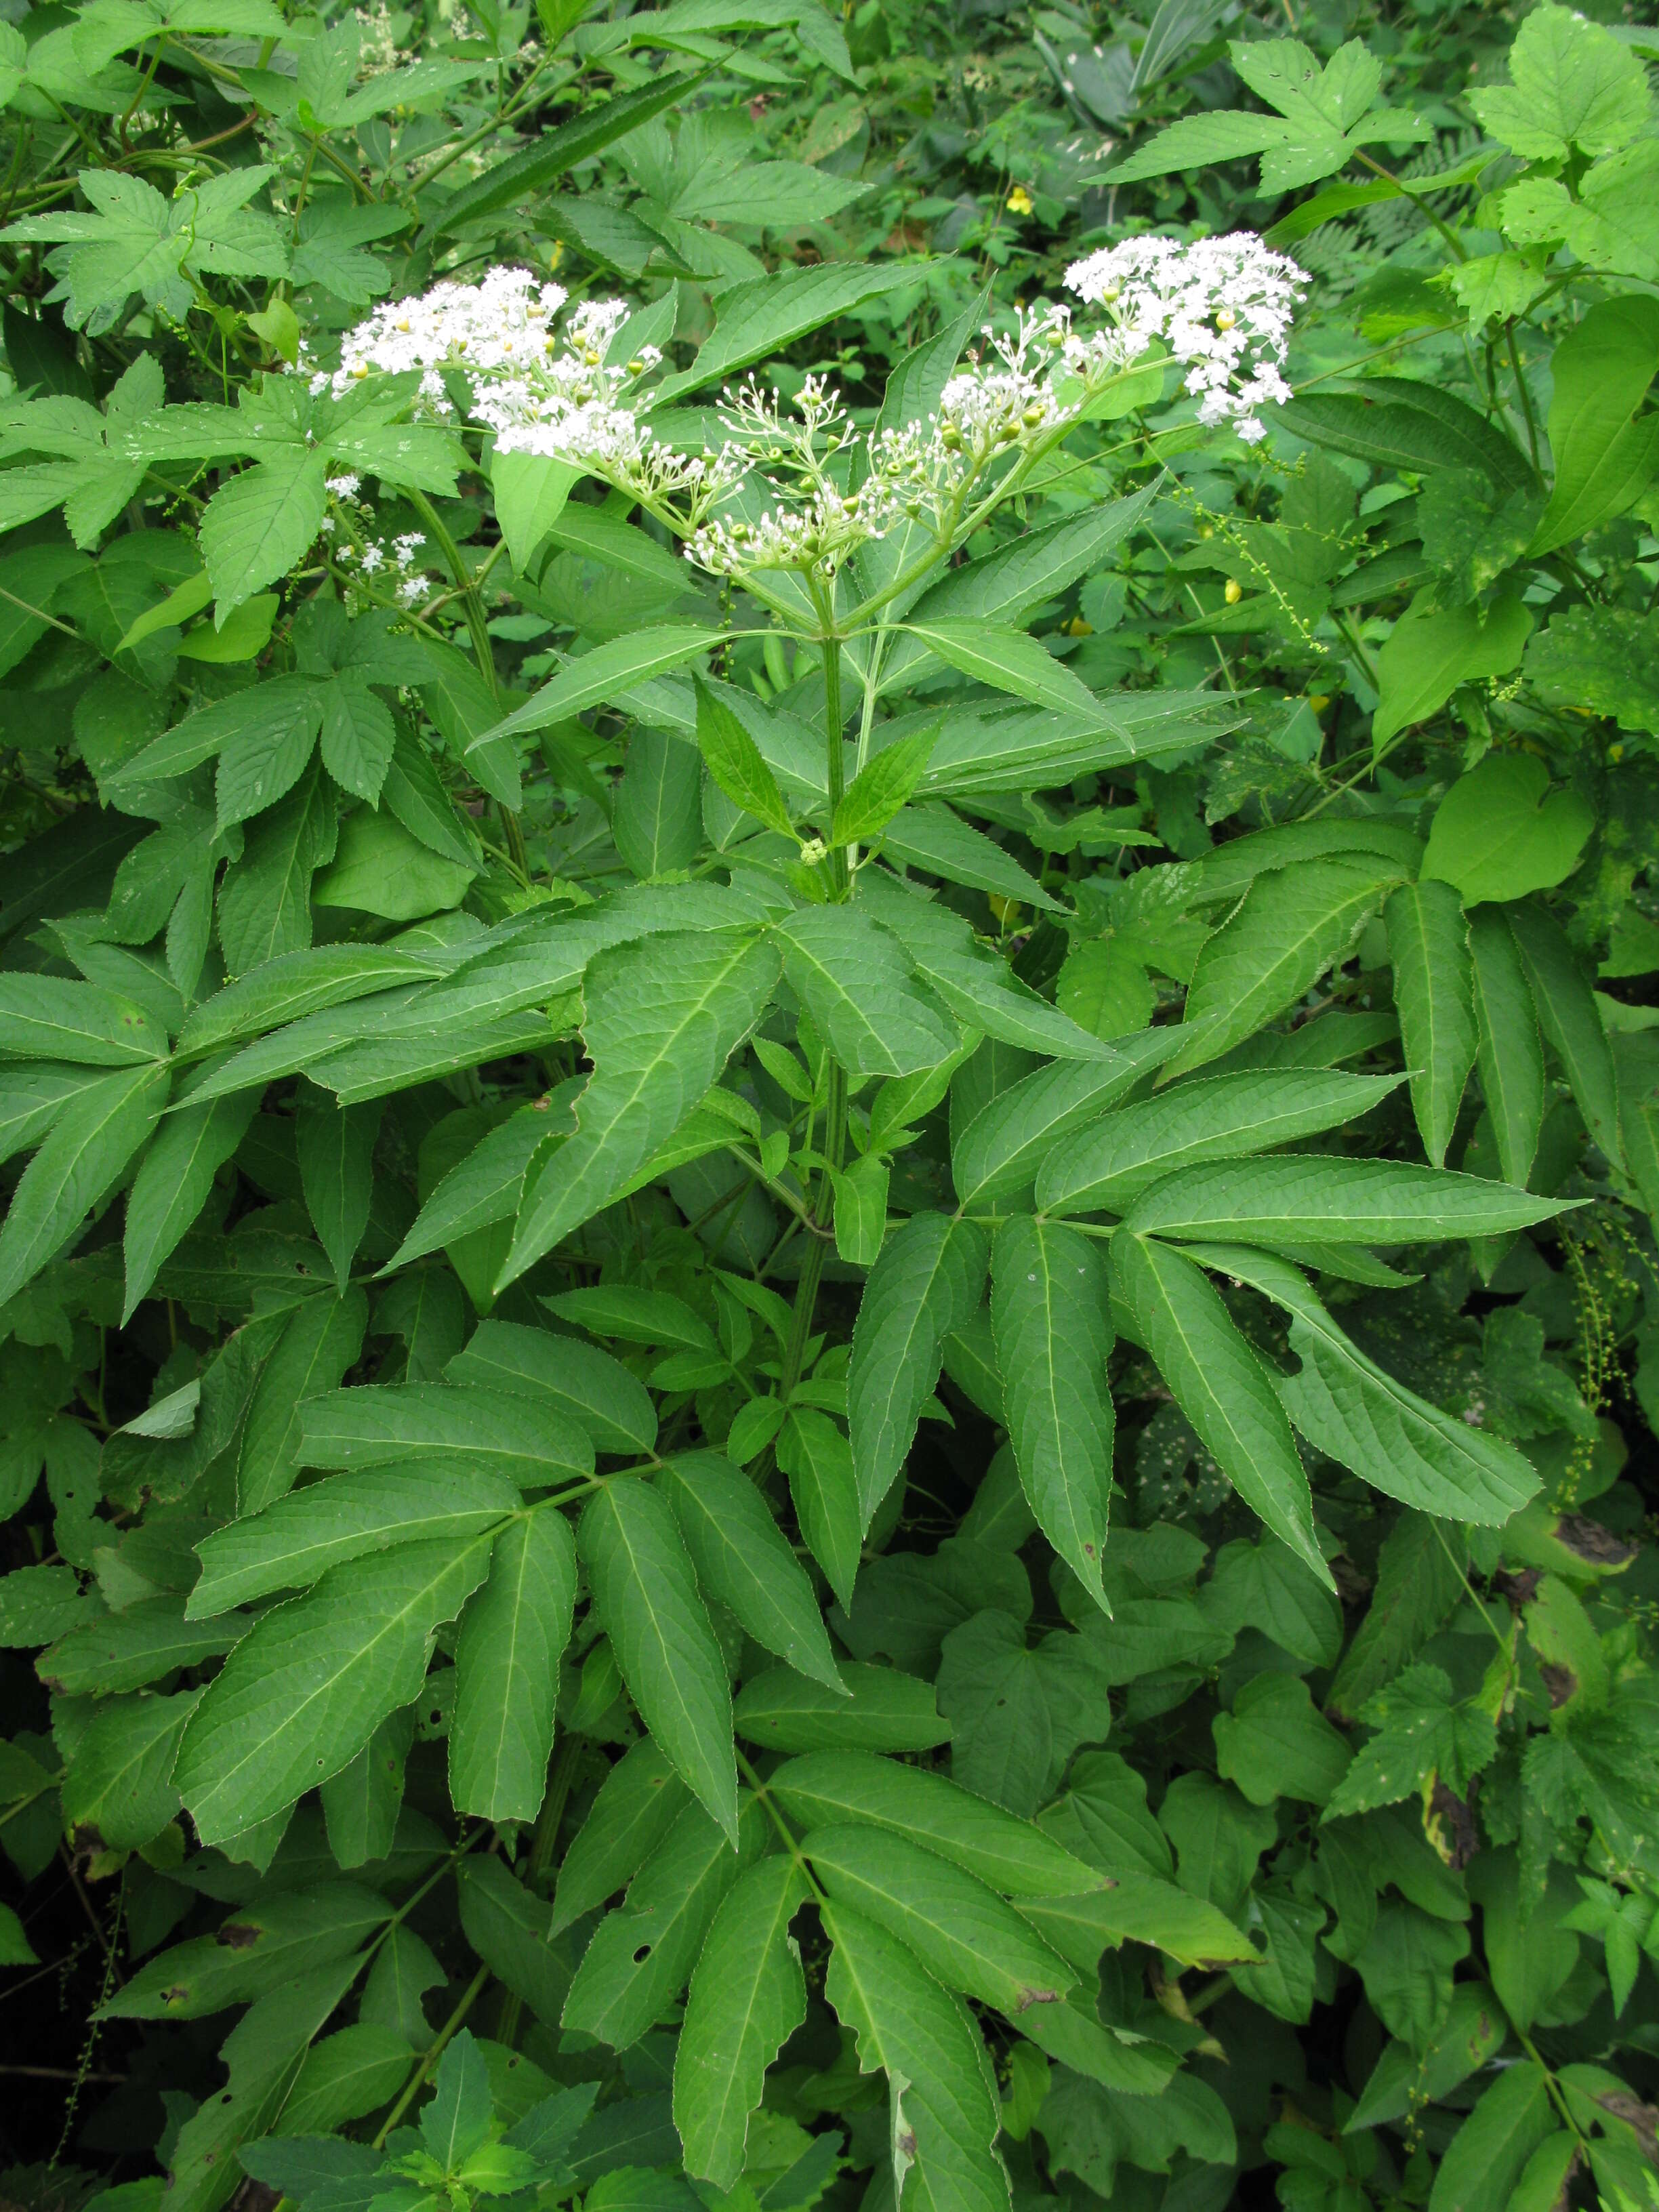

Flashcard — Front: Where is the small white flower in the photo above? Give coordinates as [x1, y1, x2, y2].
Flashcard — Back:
[326, 472, 361, 499]
[1063, 232, 1306, 443]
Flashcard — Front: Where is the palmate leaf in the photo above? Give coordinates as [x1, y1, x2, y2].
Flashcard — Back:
[674, 1856, 810, 2188]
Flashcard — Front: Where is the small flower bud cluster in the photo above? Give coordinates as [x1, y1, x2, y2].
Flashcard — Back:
[320, 476, 431, 609]
[686, 374, 901, 577]
[1063, 232, 1305, 444]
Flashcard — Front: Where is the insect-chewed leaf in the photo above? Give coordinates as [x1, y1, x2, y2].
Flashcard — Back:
[1120, 1154, 1572, 1245]
[1036, 1068, 1403, 1216]
[657, 1452, 842, 1690]
[175, 1534, 495, 1844]
[449, 1509, 577, 1824]
[768, 1751, 1105, 1896]
[100, 1882, 392, 2021]
[848, 1212, 989, 1525]
[806, 1822, 1076, 2015]
[991, 1216, 1115, 1610]
[579, 1477, 739, 1845]
[504, 928, 780, 1285]
[1111, 1232, 1329, 1586]
[0, 972, 169, 1065]
[733, 1662, 949, 1753]
[1384, 880, 1477, 1169]
[295, 1382, 594, 1486]
[562, 1797, 764, 2049]
[674, 1856, 809, 2188]
[822, 1898, 1011, 2212]
[550, 1738, 690, 1937]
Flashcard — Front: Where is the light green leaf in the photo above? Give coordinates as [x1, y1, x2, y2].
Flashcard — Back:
[504, 928, 779, 1285]
[0, 1059, 171, 1309]
[832, 725, 939, 848]
[694, 672, 795, 838]
[848, 1212, 989, 1525]
[579, 1476, 738, 1846]
[1111, 1232, 1328, 1582]
[200, 447, 330, 615]
[1121, 1153, 1571, 1245]
[674, 1856, 808, 2189]
[0, 974, 167, 1065]
[175, 1534, 494, 1843]
[768, 1751, 1105, 1896]
[776, 1407, 862, 1611]
[950, 1039, 1171, 1208]
[295, 1383, 593, 1488]
[60, 1686, 201, 1851]
[475, 626, 717, 750]
[991, 1216, 1114, 1610]
[1428, 2061, 1555, 2212]
[655, 262, 937, 401]
[658, 1452, 842, 1689]
[903, 619, 1112, 721]
[1385, 881, 1477, 1166]
[808, 1821, 1075, 2013]
[777, 907, 959, 1078]
[1469, 3, 1649, 159]
[1037, 1067, 1400, 1216]
[1532, 296, 1659, 555]
[1372, 593, 1533, 749]
[491, 448, 579, 570]
[1422, 756, 1593, 907]
[450, 1509, 577, 1824]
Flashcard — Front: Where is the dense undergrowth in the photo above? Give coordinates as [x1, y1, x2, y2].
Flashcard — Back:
[3, 0, 1659, 2207]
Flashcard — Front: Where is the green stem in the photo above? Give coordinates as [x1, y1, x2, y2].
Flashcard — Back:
[1505, 323, 1542, 470]
[373, 1963, 493, 2147]
[778, 631, 853, 1401]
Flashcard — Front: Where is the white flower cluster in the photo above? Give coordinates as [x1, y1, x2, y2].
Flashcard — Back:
[322, 274, 739, 523]
[687, 375, 901, 578]
[1063, 231, 1305, 444]
[319, 474, 430, 607]
[312, 237, 1305, 587]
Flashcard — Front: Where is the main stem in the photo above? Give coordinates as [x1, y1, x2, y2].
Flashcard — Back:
[778, 632, 851, 1402]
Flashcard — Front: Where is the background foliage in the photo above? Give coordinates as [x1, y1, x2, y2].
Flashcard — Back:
[3, 0, 1659, 2209]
